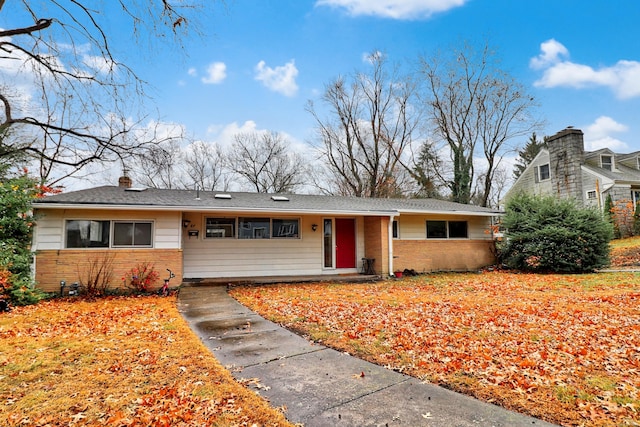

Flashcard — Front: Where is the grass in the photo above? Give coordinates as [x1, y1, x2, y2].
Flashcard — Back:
[231, 271, 640, 427]
[609, 236, 640, 267]
[0, 295, 292, 426]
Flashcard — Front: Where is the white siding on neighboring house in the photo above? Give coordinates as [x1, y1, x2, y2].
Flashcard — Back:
[505, 150, 555, 204]
[33, 209, 181, 250]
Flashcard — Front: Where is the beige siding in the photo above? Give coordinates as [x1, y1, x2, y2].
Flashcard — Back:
[33, 208, 181, 250]
[181, 214, 363, 279]
[397, 214, 493, 240]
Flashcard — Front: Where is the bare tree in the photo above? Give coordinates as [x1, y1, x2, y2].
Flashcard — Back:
[419, 42, 541, 206]
[226, 131, 308, 193]
[182, 140, 229, 191]
[0, 1, 206, 185]
[307, 51, 420, 198]
[130, 138, 183, 189]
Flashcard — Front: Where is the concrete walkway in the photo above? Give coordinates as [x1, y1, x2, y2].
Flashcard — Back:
[178, 285, 556, 427]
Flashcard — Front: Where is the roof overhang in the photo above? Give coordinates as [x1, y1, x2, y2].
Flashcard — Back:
[32, 202, 399, 217]
[32, 203, 501, 217]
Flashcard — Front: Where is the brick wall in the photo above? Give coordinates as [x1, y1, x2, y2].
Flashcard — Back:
[363, 216, 390, 276]
[393, 240, 495, 273]
[35, 249, 183, 293]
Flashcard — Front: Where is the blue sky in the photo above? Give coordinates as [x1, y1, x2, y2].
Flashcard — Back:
[2, 0, 640, 190]
[136, 0, 640, 154]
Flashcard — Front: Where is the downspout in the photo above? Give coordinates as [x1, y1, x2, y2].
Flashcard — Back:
[388, 214, 395, 277]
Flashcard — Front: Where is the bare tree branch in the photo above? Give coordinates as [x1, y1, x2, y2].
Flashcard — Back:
[226, 131, 308, 193]
[0, 1, 209, 185]
[308, 52, 419, 198]
[419, 41, 542, 206]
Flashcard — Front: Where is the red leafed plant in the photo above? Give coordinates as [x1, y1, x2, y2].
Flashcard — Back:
[122, 262, 160, 292]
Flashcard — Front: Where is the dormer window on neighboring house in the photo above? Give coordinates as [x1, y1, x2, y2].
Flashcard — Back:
[636, 157, 640, 170]
[601, 155, 613, 171]
[536, 163, 550, 182]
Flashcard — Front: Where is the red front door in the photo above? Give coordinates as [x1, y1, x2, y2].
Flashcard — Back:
[335, 218, 356, 268]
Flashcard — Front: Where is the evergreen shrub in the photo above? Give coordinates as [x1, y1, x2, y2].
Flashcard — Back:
[499, 194, 613, 273]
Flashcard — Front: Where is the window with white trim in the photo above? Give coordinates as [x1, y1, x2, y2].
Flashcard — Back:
[205, 216, 301, 239]
[426, 220, 468, 239]
[65, 220, 153, 248]
[601, 155, 613, 171]
[113, 221, 153, 247]
[66, 220, 110, 248]
[272, 219, 299, 238]
[205, 218, 236, 238]
[239, 217, 270, 239]
[586, 190, 597, 200]
[536, 163, 550, 182]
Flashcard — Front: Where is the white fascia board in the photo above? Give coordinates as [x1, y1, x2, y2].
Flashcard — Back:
[31, 203, 399, 217]
[32, 203, 501, 217]
[396, 208, 502, 217]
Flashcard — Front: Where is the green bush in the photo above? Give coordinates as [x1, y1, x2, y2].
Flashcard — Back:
[499, 194, 613, 273]
[7, 276, 48, 306]
[0, 173, 51, 306]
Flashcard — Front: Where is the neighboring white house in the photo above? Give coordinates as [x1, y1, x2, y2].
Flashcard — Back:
[32, 183, 502, 292]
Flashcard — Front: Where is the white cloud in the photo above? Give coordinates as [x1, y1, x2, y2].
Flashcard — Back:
[531, 39, 640, 99]
[316, 0, 467, 19]
[205, 120, 313, 156]
[207, 120, 259, 148]
[529, 39, 568, 70]
[188, 67, 197, 77]
[254, 60, 299, 97]
[201, 62, 227, 84]
[584, 116, 629, 151]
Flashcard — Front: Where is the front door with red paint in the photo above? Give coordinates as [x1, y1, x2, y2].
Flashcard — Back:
[335, 218, 356, 268]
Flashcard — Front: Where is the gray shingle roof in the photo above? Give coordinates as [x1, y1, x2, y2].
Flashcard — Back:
[33, 186, 501, 216]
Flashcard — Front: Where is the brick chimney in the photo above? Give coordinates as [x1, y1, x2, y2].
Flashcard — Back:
[118, 175, 132, 188]
[547, 127, 584, 201]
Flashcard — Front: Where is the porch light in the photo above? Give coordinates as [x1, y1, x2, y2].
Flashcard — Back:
[311, 223, 318, 232]
[183, 219, 191, 228]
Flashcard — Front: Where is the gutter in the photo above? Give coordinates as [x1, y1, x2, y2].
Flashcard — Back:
[31, 203, 399, 217]
[32, 203, 502, 217]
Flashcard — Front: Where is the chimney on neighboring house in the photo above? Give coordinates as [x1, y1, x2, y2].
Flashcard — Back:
[118, 169, 132, 188]
[547, 127, 584, 201]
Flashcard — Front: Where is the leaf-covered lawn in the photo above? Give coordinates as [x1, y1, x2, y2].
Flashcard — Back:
[0, 295, 291, 427]
[610, 237, 640, 267]
[231, 272, 640, 427]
